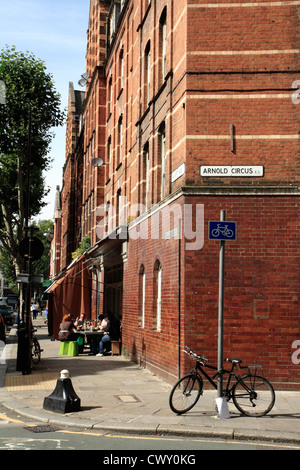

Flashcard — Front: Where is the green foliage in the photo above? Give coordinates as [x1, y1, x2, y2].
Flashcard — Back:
[0, 45, 65, 147]
[0, 248, 17, 292]
[72, 236, 91, 260]
[0, 219, 54, 290]
[0, 46, 65, 272]
[0, 46, 65, 218]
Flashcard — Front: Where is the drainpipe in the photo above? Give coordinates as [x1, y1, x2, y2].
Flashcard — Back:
[178, 218, 182, 379]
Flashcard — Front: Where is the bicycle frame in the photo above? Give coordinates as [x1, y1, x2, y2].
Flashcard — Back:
[194, 360, 247, 399]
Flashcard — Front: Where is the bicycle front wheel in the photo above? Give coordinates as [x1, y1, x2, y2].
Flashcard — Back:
[169, 374, 203, 415]
[232, 374, 275, 417]
[32, 338, 41, 365]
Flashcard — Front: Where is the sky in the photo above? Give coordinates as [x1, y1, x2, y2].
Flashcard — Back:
[0, 0, 90, 221]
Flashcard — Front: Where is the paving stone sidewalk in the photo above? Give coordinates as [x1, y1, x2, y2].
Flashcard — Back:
[0, 316, 300, 444]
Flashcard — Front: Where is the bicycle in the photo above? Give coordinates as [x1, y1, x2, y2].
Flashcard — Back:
[169, 346, 275, 417]
[32, 329, 43, 365]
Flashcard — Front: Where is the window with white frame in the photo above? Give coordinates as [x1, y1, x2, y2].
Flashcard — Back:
[154, 260, 162, 331]
[109, 78, 113, 116]
[118, 115, 123, 165]
[139, 265, 146, 328]
[107, 135, 112, 179]
[109, 0, 121, 42]
[160, 8, 167, 84]
[145, 41, 151, 107]
[119, 47, 124, 92]
[159, 122, 166, 200]
[144, 143, 150, 210]
[116, 189, 123, 226]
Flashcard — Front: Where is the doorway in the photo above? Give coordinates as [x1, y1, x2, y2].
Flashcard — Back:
[104, 264, 123, 322]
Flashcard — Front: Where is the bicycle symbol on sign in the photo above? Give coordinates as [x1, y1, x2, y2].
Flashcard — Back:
[209, 221, 237, 241]
[212, 224, 234, 238]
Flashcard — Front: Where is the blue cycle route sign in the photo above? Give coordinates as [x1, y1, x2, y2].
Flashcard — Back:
[209, 221, 237, 241]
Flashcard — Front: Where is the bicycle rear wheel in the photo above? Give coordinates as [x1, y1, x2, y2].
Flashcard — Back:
[169, 374, 203, 414]
[232, 374, 275, 417]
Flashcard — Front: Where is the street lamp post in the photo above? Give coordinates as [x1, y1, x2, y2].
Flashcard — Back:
[17, 105, 34, 375]
[21, 105, 33, 374]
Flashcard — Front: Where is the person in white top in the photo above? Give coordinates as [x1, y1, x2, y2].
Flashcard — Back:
[100, 315, 108, 329]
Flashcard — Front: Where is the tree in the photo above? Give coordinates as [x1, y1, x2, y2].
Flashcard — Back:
[0, 46, 65, 275]
[0, 219, 54, 296]
[0, 247, 17, 293]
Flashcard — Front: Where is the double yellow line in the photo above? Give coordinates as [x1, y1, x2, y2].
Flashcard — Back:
[0, 412, 299, 450]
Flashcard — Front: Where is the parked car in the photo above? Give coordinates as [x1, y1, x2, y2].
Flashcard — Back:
[0, 304, 15, 326]
[7, 295, 18, 310]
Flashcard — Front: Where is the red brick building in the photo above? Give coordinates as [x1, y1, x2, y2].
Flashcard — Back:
[49, 0, 300, 389]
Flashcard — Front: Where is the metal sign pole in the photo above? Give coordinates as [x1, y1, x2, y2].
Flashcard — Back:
[209, 211, 235, 418]
[217, 210, 225, 398]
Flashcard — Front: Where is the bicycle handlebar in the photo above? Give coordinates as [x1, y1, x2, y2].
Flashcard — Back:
[184, 346, 263, 371]
[184, 346, 209, 363]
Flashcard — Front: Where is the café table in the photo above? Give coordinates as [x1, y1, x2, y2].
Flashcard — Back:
[77, 330, 104, 354]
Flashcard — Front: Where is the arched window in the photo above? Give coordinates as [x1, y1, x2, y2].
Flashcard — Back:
[153, 260, 162, 331]
[138, 265, 146, 328]
[107, 135, 112, 179]
[158, 121, 166, 201]
[119, 46, 124, 92]
[108, 77, 113, 116]
[118, 115, 123, 165]
[144, 41, 151, 108]
[159, 8, 167, 85]
[140, 142, 150, 210]
[116, 188, 123, 227]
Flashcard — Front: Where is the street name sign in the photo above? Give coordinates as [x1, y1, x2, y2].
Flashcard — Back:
[201, 165, 264, 177]
[171, 163, 185, 183]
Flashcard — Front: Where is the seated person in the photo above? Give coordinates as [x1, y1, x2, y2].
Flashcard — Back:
[100, 314, 109, 329]
[74, 313, 85, 328]
[58, 314, 78, 341]
[96, 314, 104, 329]
[97, 313, 120, 357]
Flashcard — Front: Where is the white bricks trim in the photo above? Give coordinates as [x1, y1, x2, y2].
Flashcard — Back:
[188, 50, 300, 56]
[188, 1, 300, 9]
[188, 93, 292, 99]
[186, 134, 299, 140]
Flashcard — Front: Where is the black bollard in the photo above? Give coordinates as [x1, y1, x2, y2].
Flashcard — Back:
[43, 370, 81, 414]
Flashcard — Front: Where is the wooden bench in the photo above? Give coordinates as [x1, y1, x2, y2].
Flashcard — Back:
[111, 340, 121, 356]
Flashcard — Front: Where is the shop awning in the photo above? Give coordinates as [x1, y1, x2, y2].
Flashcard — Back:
[46, 254, 92, 339]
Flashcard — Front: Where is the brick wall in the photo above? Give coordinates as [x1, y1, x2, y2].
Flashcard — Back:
[102, 0, 300, 387]
[183, 195, 300, 389]
[122, 194, 300, 388]
[60, 83, 85, 269]
[82, 0, 110, 247]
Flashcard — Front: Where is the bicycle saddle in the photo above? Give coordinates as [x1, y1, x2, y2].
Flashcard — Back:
[226, 358, 242, 364]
